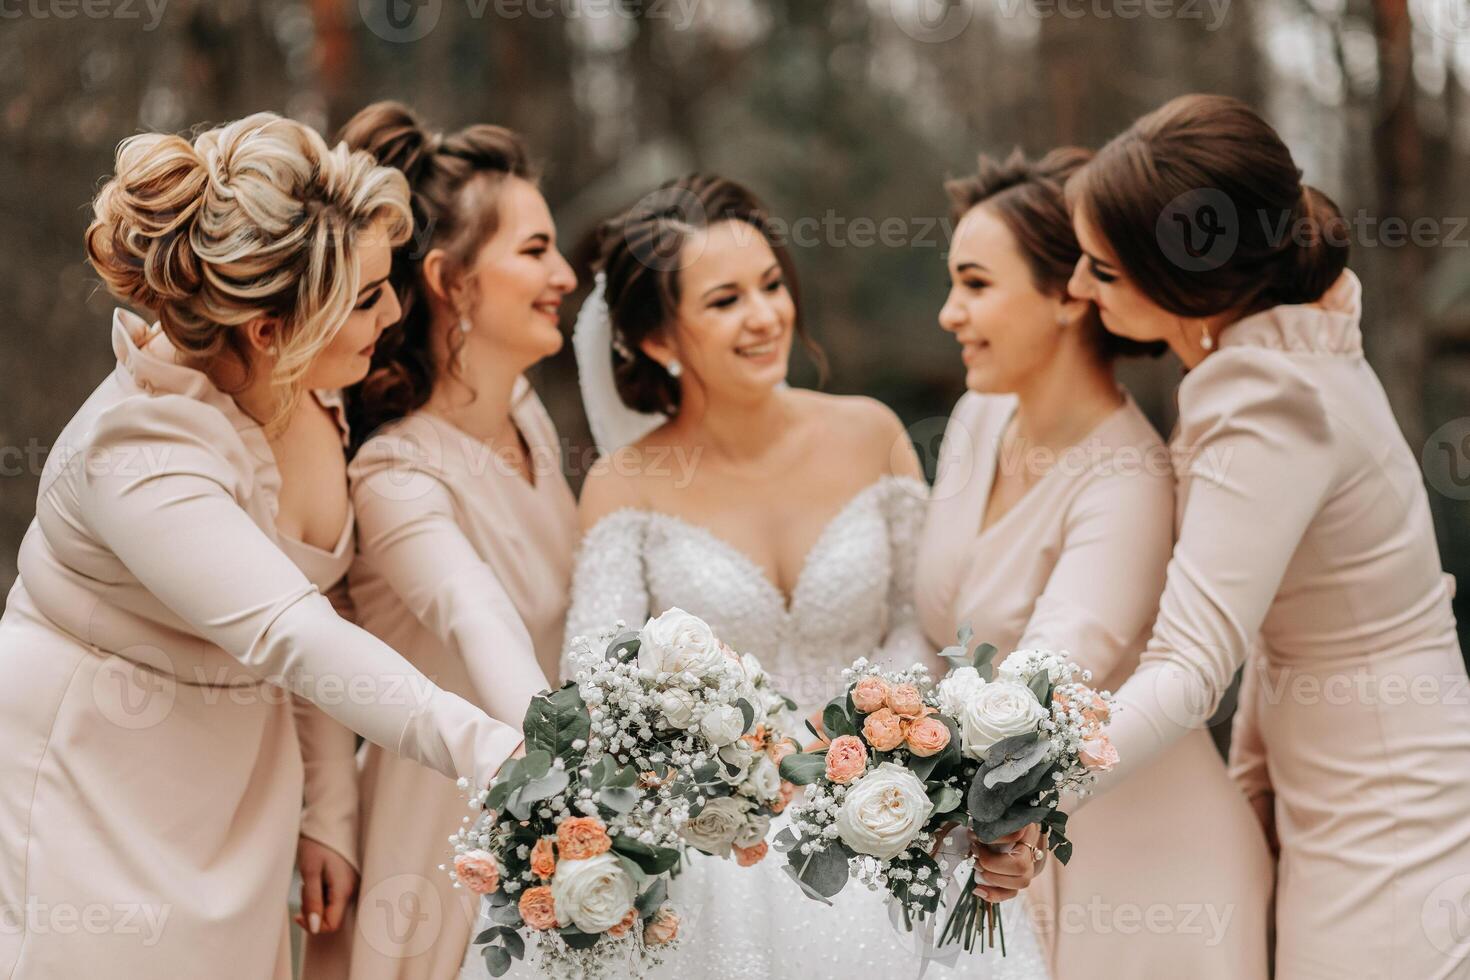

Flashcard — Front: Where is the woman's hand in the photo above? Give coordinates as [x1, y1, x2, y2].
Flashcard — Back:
[971, 823, 1047, 902]
[296, 837, 357, 935]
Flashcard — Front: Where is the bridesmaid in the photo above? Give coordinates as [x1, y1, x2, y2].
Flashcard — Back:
[299, 102, 579, 980]
[916, 148, 1272, 977]
[0, 114, 524, 979]
[1064, 94, 1470, 977]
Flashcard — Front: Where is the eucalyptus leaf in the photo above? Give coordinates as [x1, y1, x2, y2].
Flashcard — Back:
[973, 642, 999, 682]
[781, 863, 834, 906]
[1027, 670, 1051, 706]
[636, 877, 668, 915]
[482, 944, 511, 976]
[559, 927, 602, 950]
[614, 851, 650, 889]
[779, 751, 828, 786]
[522, 750, 552, 780]
[503, 787, 530, 822]
[606, 765, 638, 790]
[822, 702, 855, 740]
[928, 784, 963, 814]
[599, 786, 638, 813]
[792, 842, 851, 898]
[981, 739, 1050, 789]
[524, 686, 590, 759]
[956, 624, 974, 648]
[490, 902, 523, 927]
[971, 803, 1053, 842]
[605, 631, 641, 663]
[737, 698, 756, 734]
[611, 835, 681, 875]
[520, 765, 570, 805]
[502, 929, 526, 959]
[474, 926, 505, 945]
[772, 827, 800, 853]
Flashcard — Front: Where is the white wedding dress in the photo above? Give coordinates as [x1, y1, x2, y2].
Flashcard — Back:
[459, 475, 1051, 980]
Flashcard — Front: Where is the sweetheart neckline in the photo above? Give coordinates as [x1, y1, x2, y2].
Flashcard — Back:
[594, 475, 921, 616]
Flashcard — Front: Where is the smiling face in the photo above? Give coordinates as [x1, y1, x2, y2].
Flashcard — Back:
[938, 204, 1079, 394]
[649, 219, 796, 401]
[1068, 200, 1178, 346]
[303, 217, 401, 390]
[455, 175, 576, 371]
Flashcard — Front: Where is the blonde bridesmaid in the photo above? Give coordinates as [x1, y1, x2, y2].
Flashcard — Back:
[916, 148, 1272, 977]
[299, 102, 579, 980]
[1065, 94, 1470, 978]
[0, 114, 525, 979]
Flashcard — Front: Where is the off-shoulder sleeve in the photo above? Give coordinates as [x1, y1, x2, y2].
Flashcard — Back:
[1015, 462, 1175, 685]
[349, 436, 548, 729]
[74, 396, 522, 788]
[562, 510, 651, 677]
[1090, 352, 1339, 794]
[876, 477, 939, 672]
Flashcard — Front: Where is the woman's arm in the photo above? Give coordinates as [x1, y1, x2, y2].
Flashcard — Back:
[350, 439, 548, 727]
[76, 397, 522, 787]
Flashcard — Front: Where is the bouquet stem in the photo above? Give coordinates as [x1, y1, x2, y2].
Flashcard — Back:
[937, 872, 1006, 954]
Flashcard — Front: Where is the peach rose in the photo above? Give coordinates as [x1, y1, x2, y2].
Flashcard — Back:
[742, 723, 769, 751]
[824, 735, 869, 784]
[644, 905, 680, 946]
[1080, 734, 1119, 772]
[453, 850, 499, 895]
[557, 816, 612, 861]
[862, 707, 908, 752]
[733, 840, 769, 867]
[771, 780, 798, 814]
[905, 715, 951, 757]
[1084, 693, 1111, 725]
[886, 683, 925, 718]
[767, 739, 797, 764]
[518, 885, 558, 930]
[851, 676, 891, 714]
[530, 837, 557, 879]
[607, 907, 640, 938]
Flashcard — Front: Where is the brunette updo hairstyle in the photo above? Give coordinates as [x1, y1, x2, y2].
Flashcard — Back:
[85, 112, 413, 433]
[338, 101, 536, 444]
[1069, 93, 1350, 319]
[595, 173, 826, 417]
[945, 147, 1166, 360]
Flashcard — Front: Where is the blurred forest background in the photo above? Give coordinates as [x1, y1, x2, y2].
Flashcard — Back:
[1, 0, 1468, 666]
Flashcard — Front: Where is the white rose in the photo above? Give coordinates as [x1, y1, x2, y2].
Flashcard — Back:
[936, 666, 987, 717]
[740, 652, 767, 684]
[638, 608, 726, 684]
[834, 762, 934, 860]
[550, 853, 637, 934]
[734, 811, 772, 849]
[959, 680, 1047, 760]
[679, 796, 749, 857]
[700, 703, 746, 747]
[659, 688, 697, 729]
[746, 755, 781, 800]
[719, 741, 754, 782]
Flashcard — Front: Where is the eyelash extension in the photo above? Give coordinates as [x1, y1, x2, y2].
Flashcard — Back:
[354, 286, 383, 312]
[1089, 258, 1118, 284]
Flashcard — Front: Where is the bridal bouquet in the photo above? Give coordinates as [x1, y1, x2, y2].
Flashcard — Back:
[775, 628, 1117, 955]
[450, 608, 794, 978]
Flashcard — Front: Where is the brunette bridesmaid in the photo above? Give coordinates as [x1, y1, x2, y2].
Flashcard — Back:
[299, 102, 579, 980]
[1064, 94, 1470, 978]
[916, 148, 1272, 978]
[0, 113, 524, 979]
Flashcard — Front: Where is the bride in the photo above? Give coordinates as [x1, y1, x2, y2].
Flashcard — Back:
[458, 174, 1050, 979]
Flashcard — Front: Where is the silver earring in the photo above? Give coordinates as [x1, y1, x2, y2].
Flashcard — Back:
[666, 359, 683, 378]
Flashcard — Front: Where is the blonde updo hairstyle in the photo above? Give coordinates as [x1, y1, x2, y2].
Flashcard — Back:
[85, 112, 413, 432]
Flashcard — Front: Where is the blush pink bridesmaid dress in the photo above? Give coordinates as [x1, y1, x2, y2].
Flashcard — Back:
[1096, 270, 1470, 979]
[0, 310, 523, 979]
[916, 389, 1272, 978]
[301, 380, 578, 980]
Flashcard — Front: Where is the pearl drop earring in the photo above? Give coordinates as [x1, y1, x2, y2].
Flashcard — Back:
[666, 360, 683, 378]
[458, 317, 473, 335]
[1200, 324, 1214, 351]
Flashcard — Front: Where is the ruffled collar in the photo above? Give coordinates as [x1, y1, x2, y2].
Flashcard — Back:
[1216, 269, 1363, 356]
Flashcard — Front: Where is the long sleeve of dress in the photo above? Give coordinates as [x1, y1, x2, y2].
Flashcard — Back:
[877, 477, 939, 672]
[293, 577, 362, 864]
[1227, 641, 1273, 803]
[1090, 352, 1339, 795]
[1015, 463, 1175, 684]
[561, 510, 651, 678]
[350, 443, 549, 729]
[76, 396, 522, 789]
